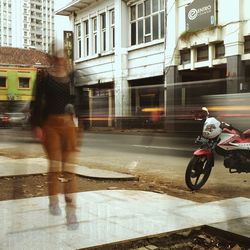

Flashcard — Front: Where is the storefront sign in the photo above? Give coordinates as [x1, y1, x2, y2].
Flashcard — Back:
[186, 0, 216, 31]
[64, 31, 73, 61]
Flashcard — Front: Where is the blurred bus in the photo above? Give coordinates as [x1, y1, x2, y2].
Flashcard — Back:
[202, 92, 250, 131]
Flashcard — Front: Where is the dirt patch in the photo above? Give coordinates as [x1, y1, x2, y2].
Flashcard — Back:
[84, 227, 250, 250]
[0, 174, 136, 201]
[0, 173, 228, 203]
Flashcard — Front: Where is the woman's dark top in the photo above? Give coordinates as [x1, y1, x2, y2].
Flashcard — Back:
[30, 70, 73, 127]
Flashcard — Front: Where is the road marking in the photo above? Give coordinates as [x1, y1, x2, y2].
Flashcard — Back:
[132, 144, 193, 152]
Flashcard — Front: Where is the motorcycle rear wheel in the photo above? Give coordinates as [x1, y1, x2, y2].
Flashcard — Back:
[185, 155, 212, 190]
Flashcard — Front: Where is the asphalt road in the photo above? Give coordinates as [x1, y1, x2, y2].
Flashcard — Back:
[0, 128, 249, 199]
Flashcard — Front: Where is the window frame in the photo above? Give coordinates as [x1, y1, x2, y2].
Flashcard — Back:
[92, 17, 98, 55]
[214, 42, 225, 59]
[110, 9, 115, 49]
[83, 20, 90, 57]
[0, 76, 7, 88]
[130, 0, 165, 46]
[78, 10, 115, 58]
[196, 45, 208, 62]
[100, 12, 107, 52]
[180, 49, 191, 64]
[244, 35, 250, 54]
[76, 23, 82, 59]
[18, 77, 30, 89]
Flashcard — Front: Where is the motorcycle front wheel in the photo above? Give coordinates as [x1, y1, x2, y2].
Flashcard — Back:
[185, 155, 212, 190]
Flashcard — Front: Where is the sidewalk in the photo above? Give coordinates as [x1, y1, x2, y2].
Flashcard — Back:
[0, 157, 249, 249]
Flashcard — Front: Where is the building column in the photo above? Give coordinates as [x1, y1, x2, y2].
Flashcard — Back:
[224, 0, 245, 93]
[164, 0, 182, 132]
[114, 0, 130, 128]
[226, 55, 245, 93]
[164, 66, 181, 132]
[108, 89, 113, 127]
[89, 89, 93, 128]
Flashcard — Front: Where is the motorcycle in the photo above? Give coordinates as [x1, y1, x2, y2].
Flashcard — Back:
[185, 107, 250, 190]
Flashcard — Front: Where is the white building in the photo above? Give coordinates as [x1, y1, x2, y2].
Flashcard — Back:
[56, 0, 165, 128]
[0, 0, 54, 52]
[56, 0, 250, 130]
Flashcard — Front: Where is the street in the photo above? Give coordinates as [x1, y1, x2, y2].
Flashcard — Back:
[0, 128, 249, 200]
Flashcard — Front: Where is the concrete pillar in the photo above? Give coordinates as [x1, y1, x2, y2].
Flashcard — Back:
[89, 89, 93, 128]
[190, 48, 195, 70]
[165, 66, 181, 132]
[165, 66, 181, 106]
[208, 44, 213, 68]
[165, 0, 179, 66]
[135, 88, 140, 108]
[108, 89, 113, 127]
[226, 55, 245, 93]
[164, 0, 181, 133]
[223, 1, 245, 93]
[114, 0, 130, 128]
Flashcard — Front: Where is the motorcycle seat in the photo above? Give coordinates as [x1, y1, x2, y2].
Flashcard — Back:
[243, 129, 250, 137]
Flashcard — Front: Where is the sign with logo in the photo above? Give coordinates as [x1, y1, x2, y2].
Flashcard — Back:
[186, 0, 216, 31]
[64, 31, 74, 61]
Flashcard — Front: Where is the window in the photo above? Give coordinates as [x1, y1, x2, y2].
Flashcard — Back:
[244, 36, 250, 54]
[100, 13, 106, 52]
[81, 11, 115, 57]
[92, 17, 97, 54]
[19, 77, 30, 88]
[130, 0, 164, 46]
[76, 24, 82, 58]
[197, 46, 208, 62]
[84, 20, 89, 56]
[180, 49, 190, 64]
[0, 77, 7, 88]
[215, 42, 225, 59]
[110, 9, 115, 49]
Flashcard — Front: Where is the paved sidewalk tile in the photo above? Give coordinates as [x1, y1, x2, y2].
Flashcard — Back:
[0, 156, 136, 180]
[208, 216, 250, 239]
[1, 190, 250, 250]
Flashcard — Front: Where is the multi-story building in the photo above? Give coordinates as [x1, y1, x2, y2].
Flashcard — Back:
[0, 47, 50, 112]
[0, 0, 54, 52]
[56, 0, 250, 130]
[57, 0, 165, 128]
[165, 0, 250, 131]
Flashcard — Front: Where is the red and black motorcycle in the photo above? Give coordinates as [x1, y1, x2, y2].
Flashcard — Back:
[185, 107, 250, 190]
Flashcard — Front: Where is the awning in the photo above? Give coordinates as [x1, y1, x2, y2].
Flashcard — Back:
[55, 0, 92, 16]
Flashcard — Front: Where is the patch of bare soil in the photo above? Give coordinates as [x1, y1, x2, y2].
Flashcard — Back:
[0, 174, 138, 201]
[0, 172, 233, 203]
[87, 227, 250, 250]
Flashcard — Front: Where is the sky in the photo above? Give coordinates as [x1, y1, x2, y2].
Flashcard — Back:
[54, 0, 72, 49]
[54, 0, 71, 10]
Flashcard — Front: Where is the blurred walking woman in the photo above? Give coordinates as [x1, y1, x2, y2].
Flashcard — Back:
[30, 49, 79, 229]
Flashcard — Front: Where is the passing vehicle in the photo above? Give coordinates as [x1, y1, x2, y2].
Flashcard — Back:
[185, 107, 250, 190]
[5, 112, 29, 128]
[0, 113, 10, 127]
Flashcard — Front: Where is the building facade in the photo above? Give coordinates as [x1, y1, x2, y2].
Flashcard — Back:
[0, 47, 50, 112]
[57, 0, 165, 128]
[0, 0, 54, 52]
[165, 0, 250, 131]
[57, 0, 250, 130]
